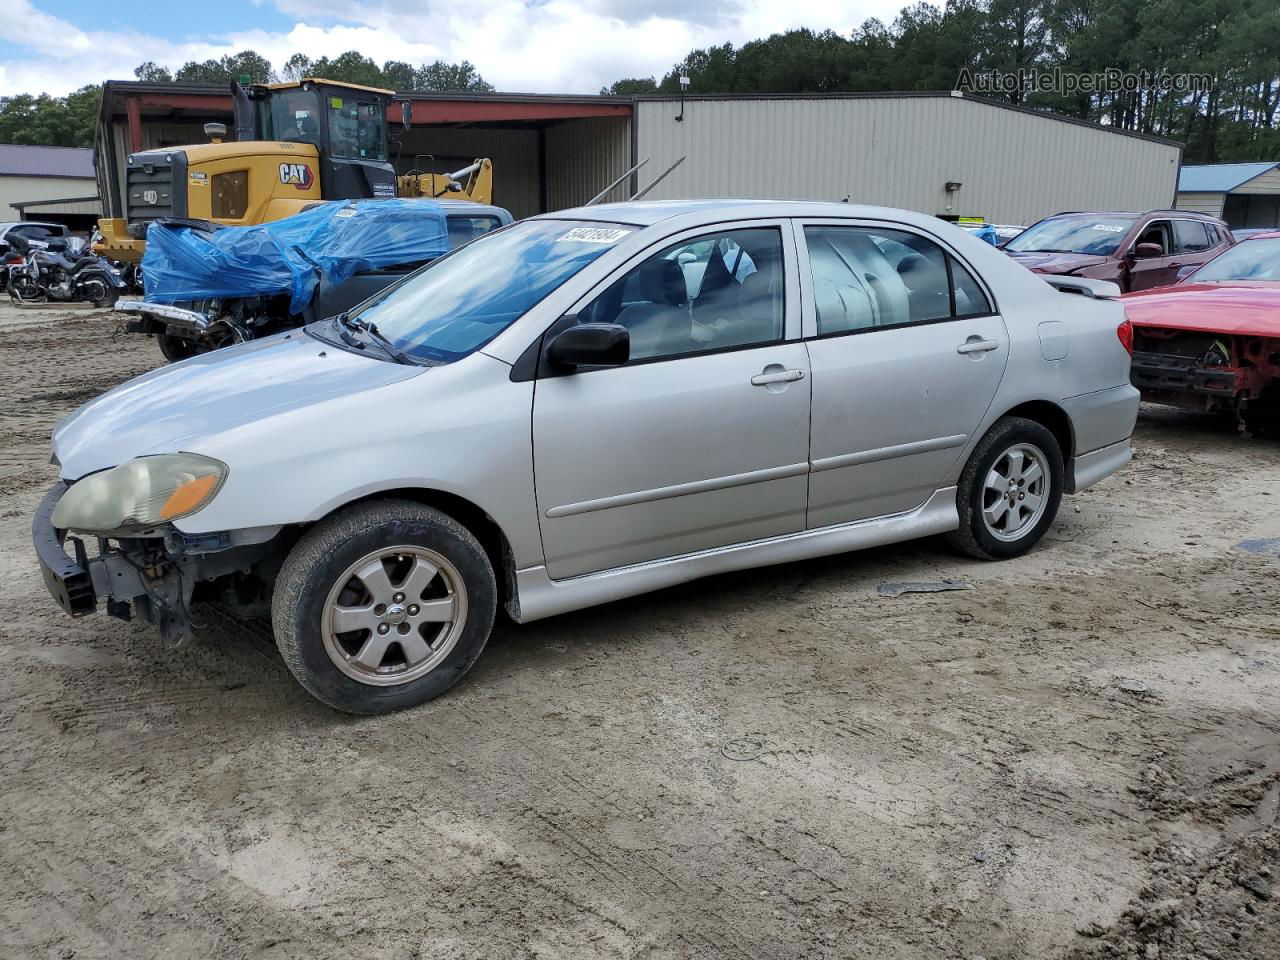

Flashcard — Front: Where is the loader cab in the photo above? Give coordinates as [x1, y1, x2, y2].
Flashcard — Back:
[243, 78, 398, 202]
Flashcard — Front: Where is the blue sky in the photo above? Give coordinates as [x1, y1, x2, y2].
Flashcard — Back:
[0, 0, 907, 97]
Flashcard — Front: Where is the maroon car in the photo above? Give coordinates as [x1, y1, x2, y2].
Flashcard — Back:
[1004, 210, 1233, 293]
[1123, 231, 1280, 433]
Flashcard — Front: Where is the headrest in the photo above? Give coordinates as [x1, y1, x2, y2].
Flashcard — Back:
[639, 258, 688, 307]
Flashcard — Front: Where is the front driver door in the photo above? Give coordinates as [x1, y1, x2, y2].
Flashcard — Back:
[799, 221, 1009, 527]
[1127, 219, 1179, 291]
[532, 223, 811, 579]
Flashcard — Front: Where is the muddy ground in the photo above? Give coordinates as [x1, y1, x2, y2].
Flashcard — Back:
[1, 305, 1277, 960]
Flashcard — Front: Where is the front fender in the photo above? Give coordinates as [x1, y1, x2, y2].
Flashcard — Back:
[175, 352, 544, 568]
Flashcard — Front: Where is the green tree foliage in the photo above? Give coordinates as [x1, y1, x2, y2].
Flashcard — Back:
[0, 85, 100, 147]
[601, 77, 659, 95]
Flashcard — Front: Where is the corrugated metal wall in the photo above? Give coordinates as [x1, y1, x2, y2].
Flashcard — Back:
[544, 117, 632, 210]
[634, 95, 1181, 226]
[1175, 191, 1225, 217]
[400, 126, 541, 219]
[1238, 168, 1280, 195]
[0, 175, 101, 218]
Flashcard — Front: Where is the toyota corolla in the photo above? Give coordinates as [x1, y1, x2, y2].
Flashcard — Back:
[34, 200, 1139, 713]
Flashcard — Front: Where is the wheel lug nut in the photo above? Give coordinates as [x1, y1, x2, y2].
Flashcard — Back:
[393, 592, 405, 603]
[408, 604, 419, 616]
[377, 623, 389, 634]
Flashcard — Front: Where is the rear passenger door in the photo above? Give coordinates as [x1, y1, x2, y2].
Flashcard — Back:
[798, 221, 1008, 527]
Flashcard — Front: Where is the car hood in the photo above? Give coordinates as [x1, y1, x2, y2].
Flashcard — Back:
[1004, 251, 1110, 274]
[1121, 281, 1280, 337]
[53, 330, 424, 479]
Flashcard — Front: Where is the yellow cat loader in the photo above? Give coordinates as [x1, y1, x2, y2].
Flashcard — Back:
[95, 78, 493, 264]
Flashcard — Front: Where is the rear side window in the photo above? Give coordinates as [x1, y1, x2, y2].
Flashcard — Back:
[446, 215, 502, 249]
[804, 225, 991, 335]
[951, 258, 992, 316]
[1173, 220, 1212, 253]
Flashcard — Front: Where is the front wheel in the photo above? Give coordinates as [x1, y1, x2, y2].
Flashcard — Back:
[157, 333, 206, 363]
[948, 417, 1063, 560]
[272, 500, 497, 714]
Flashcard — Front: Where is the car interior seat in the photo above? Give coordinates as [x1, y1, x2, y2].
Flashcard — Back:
[895, 252, 951, 321]
[613, 258, 692, 359]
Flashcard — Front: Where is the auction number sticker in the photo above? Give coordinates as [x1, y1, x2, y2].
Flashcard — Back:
[556, 227, 631, 244]
[1091, 224, 1125, 232]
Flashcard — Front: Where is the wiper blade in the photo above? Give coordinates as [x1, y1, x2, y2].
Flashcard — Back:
[334, 312, 364, 349]
[337, 312, 415, 365]
[364, 323, 415, 365]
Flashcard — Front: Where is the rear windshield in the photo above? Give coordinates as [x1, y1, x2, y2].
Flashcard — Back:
[1006, 215, 1137, 256]
[350, 219, 635, 364]
[1188, 237, 1280, 282]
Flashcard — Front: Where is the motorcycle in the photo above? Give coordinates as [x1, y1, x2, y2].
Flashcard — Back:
[5, 232, 126, 308]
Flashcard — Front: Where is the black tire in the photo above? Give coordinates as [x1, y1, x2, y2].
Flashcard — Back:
[948, 416, 1064, 560]
[158, 333, 202, 363]
[92, 289, 119, 309]
[272, 500, 497, 714]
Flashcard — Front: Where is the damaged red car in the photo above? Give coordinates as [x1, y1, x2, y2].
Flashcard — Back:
[1123, 232, 1280, 433]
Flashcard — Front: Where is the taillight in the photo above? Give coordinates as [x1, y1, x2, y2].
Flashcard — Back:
[1117, 318, 1134, 355]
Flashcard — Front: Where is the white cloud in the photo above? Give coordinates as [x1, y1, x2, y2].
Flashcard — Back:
[0, 0, 924, 97]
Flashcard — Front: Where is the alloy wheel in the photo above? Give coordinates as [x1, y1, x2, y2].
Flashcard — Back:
[981, 442, 1051, 542]
[321, 545, 469, 686]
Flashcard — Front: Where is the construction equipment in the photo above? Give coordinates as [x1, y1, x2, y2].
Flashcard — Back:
[95, 78, 493, 264]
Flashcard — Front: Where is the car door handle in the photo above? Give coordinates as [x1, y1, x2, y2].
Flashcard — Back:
[956, 338, 1000, 355]
[751, 368, 806, 386]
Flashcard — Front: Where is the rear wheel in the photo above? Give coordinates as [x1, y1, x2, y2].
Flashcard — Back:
[948, 417, 1063, 560]
[272, 500, 497, 714]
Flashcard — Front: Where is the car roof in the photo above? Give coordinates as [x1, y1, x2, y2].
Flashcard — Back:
[1044, 209, 1220, 221]
[533, 198, 957, 230]
[0, 220, 63, 232]
[435, 200, 510, 219]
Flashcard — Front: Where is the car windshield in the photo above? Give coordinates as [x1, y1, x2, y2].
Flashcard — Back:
[1187, 237, 1280, 282]
[1005, 215, 1137, 256]
[348, 219, 636, 364]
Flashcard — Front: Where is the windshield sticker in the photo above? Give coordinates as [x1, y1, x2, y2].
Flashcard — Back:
[556, 227, 631, 244]
[1091, 224, 1125, 232]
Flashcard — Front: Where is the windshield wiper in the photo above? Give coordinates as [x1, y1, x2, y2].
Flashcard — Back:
[337, 312, 415, 365]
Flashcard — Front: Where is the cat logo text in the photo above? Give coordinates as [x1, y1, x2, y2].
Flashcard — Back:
[279, 163, 315, 189]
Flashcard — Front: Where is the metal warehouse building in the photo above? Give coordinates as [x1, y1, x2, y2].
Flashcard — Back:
[96, 82, 1181, 226]
[1175, 162, 1280, 230]
[0, 144, 102, 227]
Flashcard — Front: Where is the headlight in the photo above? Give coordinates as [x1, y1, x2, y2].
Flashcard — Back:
[52, 453, 227, 533]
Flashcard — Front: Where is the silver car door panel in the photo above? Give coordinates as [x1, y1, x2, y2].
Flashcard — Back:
[533, 343, 812, 578]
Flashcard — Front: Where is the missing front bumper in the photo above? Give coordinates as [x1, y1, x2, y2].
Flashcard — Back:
[32, 482, 96, 616]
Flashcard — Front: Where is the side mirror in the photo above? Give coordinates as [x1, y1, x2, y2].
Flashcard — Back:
[1134, 242, 1163, 259]
[546, 322, 629, 370]
[399, 100, 411, 132]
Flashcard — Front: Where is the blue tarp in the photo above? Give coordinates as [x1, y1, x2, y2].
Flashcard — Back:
[142, 198, 451, 314]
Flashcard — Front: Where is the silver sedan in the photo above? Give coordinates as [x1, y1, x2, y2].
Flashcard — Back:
[36, 200, 1139, 713]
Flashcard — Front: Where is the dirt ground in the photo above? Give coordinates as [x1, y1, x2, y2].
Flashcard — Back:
[1, 304, 1277, 960]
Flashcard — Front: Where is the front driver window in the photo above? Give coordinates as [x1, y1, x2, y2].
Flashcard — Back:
[579, 228, 784, 361]
[1134, 222, 1171, 256]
